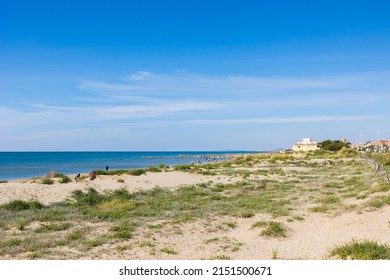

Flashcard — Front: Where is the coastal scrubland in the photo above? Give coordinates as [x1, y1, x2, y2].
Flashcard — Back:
[1, 149, 390, 260]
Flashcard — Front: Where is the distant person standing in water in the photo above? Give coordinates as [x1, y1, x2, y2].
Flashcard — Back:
[106, 165, 109, 172]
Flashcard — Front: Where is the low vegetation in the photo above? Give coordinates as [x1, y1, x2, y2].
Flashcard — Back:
[330, 240, 390, 260]
[370, 153, 390, 166]
[318, 139, 350, 152]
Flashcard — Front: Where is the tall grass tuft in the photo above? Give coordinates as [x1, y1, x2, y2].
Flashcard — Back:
[330, 240, 390, 260]
[1, 200, 44, 211]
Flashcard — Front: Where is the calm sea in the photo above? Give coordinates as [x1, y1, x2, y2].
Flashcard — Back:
[0, 151, 259, 180]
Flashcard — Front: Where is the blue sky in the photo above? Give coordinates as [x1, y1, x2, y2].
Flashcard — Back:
[1, 0, 389, 151]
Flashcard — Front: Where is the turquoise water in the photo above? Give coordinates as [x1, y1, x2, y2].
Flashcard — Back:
[0, 151, 259, 180]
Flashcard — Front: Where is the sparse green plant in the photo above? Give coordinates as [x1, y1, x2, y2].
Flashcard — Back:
[251, 221, 268, 229]
[330, 240, 390, 260]
[272, 248, 279, 259]
[139, 240, 155, 247]
[35, 222, 72, 233]
[335, 147, 358, 158]
[65, 230, 85, 241]
[1, 200, 44, 211]
[146, 165, 162, 172]
[309, 205, 331, 213]
[270, 153, 292, 162]
[117, 179, 125, 183]
[129, 169, 146, 176]
[0, 222, 10, 230]
[116, 245, 132, 251]
[160, 247, 177, 255]
[260, 221, 287, 238]
[370, 153, 390, 166]
[240, 210, 255, 218]
[84, 238, 105, 249]
[58, 174, 72, 184]
[116, 245, 133, 251]
[27, 252, 41, 259]
[209, 255, 231, 260]
[365, 195, 390, 209]
[56, 229, 86, 247]
[223, 221, 237, 229]
[318, 139, 350, 152]
[173, 163, 196, 171]
[68, 188, 104, 207]
[16, 220, 28, 231]
[204, 237, 219, 244]
[110, 222, 136, 239]
[41, 178, 54, 185]
[317, 195, 340, 204]
[0, 238, 23, 247]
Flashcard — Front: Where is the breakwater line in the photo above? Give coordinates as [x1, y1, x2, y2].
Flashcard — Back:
[0, 151, 260, 180]
[142, 154, 234, 159]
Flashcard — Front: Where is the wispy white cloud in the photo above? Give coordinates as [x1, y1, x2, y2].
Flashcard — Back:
[125, 71, 152, 81]
[79, 71, 390, 104]
[3, 71, 388, 130]
[175, 115, 379, 125]
[0, 100, 224, 130]
[2, 71, 388, 148]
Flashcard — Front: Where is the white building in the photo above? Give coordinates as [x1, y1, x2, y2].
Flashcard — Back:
[292, 138, 319, 152]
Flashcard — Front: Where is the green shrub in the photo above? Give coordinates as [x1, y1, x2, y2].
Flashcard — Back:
[336, 147, 358, 158]
[1, 200, 44, 211]
[41, 178, 54, 185]
[319, 140, 350, 151]
[330, 240, 390, 260]
[129, 169, 146, 176]
[145, 165, 162, 172]
[68, 188, 104, 207]
[370, 153, 390, 166]
[160, 247, 177, 255]
[173, 164, 194, 171]
[59, 175, 72, 184]
[270, 153, 292, 161]
[35, 223, 72, 233]
[16, 220, 28, 231]
[110, 222, 136, 239]
[366, 195, 390, 209]
[260, 221, 287, 237]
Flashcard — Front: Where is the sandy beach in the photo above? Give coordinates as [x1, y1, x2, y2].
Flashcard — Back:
[0, 171, 239, 205]
[1, 153, 390, 260]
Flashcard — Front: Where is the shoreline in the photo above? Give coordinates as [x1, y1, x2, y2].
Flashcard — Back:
[0, 151, 258, 182]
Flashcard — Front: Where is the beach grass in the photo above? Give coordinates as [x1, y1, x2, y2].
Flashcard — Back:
[330, 240, 390, 260]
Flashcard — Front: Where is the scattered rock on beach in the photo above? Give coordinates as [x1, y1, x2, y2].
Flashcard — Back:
[89, 170, 97, 181]
[46, 170, 58, 178]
